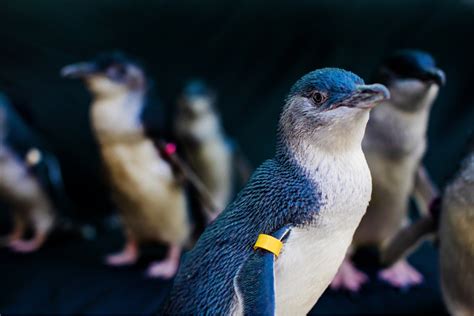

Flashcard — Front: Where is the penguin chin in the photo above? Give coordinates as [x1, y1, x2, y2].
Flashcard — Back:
[86, 76, 129, 98]
[388, 79, 439, 111]
[187, 98, 212, 115]
[310, 107, 369, 143]
[324, 105, 369, 122]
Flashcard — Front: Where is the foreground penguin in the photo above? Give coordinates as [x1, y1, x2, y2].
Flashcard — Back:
[0, 104, 55, 253]
[162, 68, 389, 314]
[61, 53, 191, 278]
[174, 80, 250, 216]
[383, 136, 474, 316]
[331, 50, 445, 291]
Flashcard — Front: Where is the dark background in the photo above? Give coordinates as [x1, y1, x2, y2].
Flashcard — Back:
[0, 0, 473, 314]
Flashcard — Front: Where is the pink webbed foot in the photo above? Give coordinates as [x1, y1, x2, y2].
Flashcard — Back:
[2, 219, 26, 248]
[330, 258, 369, 292]
[8, 236, 44, 253]
[0, 234, 19, 247]
[105, 240, 139, 266]
[146, 245, 181, 279]
[378, 259, 423, 288]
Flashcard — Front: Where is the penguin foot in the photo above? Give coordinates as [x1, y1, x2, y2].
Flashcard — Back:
[105, 241, 139, 266]
[378, 259, 423, 288]
[8, 237, 44, 253]
[330, 258, 368, 292]
[2, 221, 26, 247]
[146, 245, 181, 279]
[146, 259, 179, 279]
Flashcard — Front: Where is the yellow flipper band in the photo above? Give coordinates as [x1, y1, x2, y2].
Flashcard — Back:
[253, 234, 283, 257]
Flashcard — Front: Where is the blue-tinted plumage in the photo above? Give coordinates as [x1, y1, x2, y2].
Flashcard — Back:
[162, 157, 321, 314]
[162, 68, 386, 314]
[289, 68, 363, 98]
[236, 226, 291, 315]
[287, 68, 364, 112]
[183, 79, 212, 97]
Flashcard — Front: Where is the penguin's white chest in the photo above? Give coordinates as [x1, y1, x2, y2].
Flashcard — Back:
[274, 151, 371, 315]
[274, 225, 356, 315]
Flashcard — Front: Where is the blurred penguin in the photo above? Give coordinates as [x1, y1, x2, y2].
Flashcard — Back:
[332, 50, 445, 290]
[383, 135, 474, 315]
[61, 52, 193, 278]
[0, 99, 55, 253]
[174, 80, 250, 217]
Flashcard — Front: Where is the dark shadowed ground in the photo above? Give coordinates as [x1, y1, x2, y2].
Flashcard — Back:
[0, 222, 447, 314]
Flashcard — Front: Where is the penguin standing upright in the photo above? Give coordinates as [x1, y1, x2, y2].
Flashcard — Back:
[174, 80, 248, 216]
[0, 102, 55, 253]
[382, 135, 474, 316]
[162, 68, 389, 314]
[331, 50, 446, 291]
[61, 53, 190, 278]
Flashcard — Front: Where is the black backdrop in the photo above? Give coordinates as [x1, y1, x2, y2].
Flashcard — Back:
[0, 0, 473, 314]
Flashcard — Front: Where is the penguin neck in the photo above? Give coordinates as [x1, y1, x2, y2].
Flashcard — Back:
[91, 90, 146, 145]
[367, 85, 437, 154]
[276, 116, 368, 175]
[373, 83, 438, 130]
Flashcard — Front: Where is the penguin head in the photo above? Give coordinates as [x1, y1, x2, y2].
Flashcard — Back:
[61, 52, 146, 98]
[281, 68, 389, 151]
[178, 80, 216, 117]
[375, 49, 445, 111]
[280, 68, 389, 151]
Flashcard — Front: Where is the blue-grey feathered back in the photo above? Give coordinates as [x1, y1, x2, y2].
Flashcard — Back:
[162, 155, 322, 314]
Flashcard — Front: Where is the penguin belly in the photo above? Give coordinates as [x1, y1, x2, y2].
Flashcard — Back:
[439, 179, 474, 316]
[0, 149, 54, 232]
[191, 139, 233, 211]
[274, 225, 356, 315]
[353, 151, 419, 247]
[274, 152, 371, 315]
[100, 140, 190, 244]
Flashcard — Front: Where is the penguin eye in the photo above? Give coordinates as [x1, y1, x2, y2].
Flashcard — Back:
[310, 91, 327, 105]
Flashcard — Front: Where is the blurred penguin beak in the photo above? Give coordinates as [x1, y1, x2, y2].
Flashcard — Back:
[60, 62, 98, 79]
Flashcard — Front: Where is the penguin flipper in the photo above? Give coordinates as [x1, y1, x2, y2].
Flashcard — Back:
[156, 139, 219, 218]
[381, 216, 437, 266]
[235, 226, 291, 315]
[413, 165, 439, 216]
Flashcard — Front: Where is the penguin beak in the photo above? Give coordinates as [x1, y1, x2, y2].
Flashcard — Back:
[417, 67, 446, 86]
[341, 84, 390, 109]
[60, 62, 98, 79]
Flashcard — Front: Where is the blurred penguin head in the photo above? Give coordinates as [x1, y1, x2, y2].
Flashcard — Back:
[376, 49, 445, 111]
[178, 80, 216, 117]
[61, 52, 146, 98]
[280, 68, 389, 151]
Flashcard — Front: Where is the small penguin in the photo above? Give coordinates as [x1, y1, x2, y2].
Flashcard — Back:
[61, 52, 191, 278]
[162, 68, 389, 314]
[174, 80, 250, 216]
[0, 104, 55, 253]
[331, 50, 446, 291]
[383, 136, 474, 316]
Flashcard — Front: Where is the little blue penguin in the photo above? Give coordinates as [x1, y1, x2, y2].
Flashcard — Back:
[382, 135, 474, 316]
[0, 101, 55, 253]
[162, 68, 389, 315]
[331, 49, 446, 291]
[61, 52, 190, 278]
[174, 80, 249, 217]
